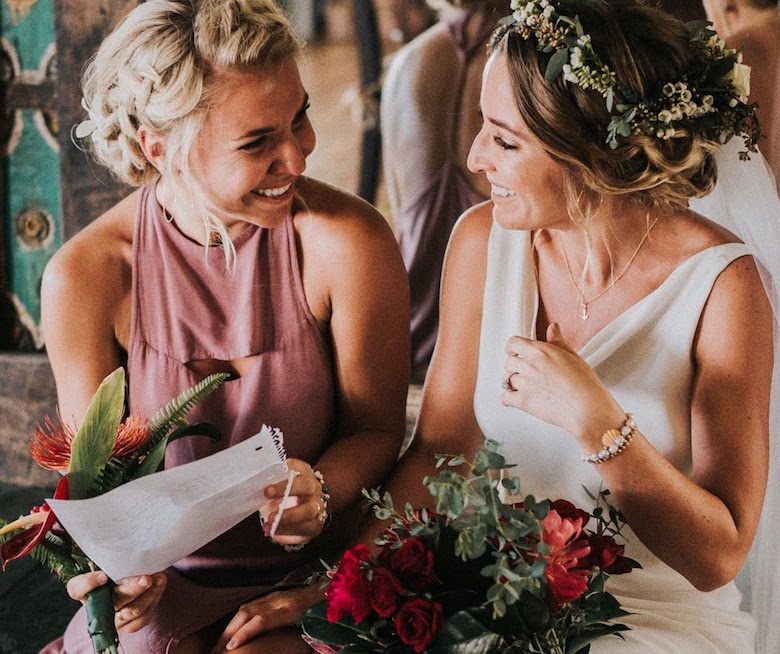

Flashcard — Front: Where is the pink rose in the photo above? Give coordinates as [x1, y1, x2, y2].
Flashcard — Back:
[540, 509, 591, 611]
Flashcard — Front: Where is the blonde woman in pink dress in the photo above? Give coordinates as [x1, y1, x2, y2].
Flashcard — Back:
[38, 0, 409, 652]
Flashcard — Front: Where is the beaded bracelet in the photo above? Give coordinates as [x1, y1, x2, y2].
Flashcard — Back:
[581, 414, 637, 464]
[313, 470, 331, 524]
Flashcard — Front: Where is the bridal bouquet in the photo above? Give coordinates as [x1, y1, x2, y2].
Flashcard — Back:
[301, 440, 638, 653]
[0, 368, 226, 654]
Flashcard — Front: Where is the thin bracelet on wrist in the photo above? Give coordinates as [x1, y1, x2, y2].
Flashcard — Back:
[313, 470, 331, 525]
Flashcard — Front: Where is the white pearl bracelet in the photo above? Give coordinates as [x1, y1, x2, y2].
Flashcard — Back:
[582, 414, 637, 464]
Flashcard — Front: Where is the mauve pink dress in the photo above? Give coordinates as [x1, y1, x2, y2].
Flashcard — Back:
[395, 8, 493, 373]
[42, 181, 360, 653]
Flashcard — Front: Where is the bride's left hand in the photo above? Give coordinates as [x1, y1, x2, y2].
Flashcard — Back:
[213, 584, 325, 652]
[261, 458, 328, 547]
[501, 323, 623, 439]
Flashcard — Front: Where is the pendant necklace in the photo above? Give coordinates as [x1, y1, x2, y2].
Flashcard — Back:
[559, 216, 659, 320]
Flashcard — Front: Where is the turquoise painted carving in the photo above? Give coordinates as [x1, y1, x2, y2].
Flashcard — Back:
[2, 0, 61, 334]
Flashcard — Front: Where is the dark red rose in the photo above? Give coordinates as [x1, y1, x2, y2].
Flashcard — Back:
[378, 538, 436, 590]
[394, 597, 444, 653]
[585, 534, 633, 574]
[549, 499, 590, 526]
[369, 568, 403, 617]
[326, 544, 372, 624]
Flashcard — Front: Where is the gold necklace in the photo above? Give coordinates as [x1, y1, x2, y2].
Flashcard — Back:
[559, 216, 659, 320]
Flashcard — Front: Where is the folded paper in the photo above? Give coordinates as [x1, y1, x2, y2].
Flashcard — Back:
[47, 425, 289, 580]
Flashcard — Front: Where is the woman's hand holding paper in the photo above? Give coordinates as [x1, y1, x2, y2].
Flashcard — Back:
[261, 458, 327, 547]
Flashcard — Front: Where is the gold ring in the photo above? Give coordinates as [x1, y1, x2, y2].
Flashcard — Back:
[502, 373, 517, 392]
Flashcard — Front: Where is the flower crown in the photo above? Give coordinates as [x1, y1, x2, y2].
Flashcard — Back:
[500, 0, 761, 158]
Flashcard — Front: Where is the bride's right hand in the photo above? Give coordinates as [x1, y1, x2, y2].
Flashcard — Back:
[66, 570, 167, 633]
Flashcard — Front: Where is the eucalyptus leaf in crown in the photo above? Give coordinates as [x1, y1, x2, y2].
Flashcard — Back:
[500, 0, 761, 157]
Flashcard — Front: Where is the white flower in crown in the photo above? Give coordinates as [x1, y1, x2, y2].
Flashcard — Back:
[562, 63, 578, 84]
[570, 47, 584, 69]
[726, 62, 751, 103]
[500, 0, 761, 156]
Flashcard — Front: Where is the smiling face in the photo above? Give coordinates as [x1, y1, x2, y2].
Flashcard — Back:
[467, 51, 569, 232]
[184, 57, 315, 233]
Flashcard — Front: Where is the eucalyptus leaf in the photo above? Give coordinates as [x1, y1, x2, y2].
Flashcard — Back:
[68, 368, 126, 499]
[545, 48, 570, 85]
[686, 19, 712, 35]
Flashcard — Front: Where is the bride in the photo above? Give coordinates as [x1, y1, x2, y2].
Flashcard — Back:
[370, 0, 780, 651]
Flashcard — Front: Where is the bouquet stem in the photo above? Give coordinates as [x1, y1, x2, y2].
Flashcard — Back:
[85, 583, 119, 654]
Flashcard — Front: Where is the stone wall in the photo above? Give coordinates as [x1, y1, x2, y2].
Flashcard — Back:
[0, 352, 59, 488]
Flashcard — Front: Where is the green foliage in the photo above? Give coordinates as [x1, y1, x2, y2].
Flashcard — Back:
[311, 441, 636, 653]
[67, 369, 126, 500]
[90, 372, 228, 495]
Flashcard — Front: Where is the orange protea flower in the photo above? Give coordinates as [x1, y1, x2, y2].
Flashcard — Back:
[29, 414, 151, 471]
[112, 416, 152, 458]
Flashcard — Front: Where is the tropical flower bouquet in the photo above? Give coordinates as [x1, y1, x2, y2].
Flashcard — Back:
[0, 368, 226, 654]
[301, 440, 639, 653]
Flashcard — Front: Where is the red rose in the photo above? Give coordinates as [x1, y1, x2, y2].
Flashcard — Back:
[394, 597, 444, 653]
[585, 534, 633, 575]
[379, 538, 436, 590]
[326, 544, 372, 624]
[369, 568, 404, 617]
[549, 499, 590, 526]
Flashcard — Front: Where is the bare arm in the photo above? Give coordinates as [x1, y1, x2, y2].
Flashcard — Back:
[607, 255, 772, 588]
[382, 26, 451, 218]
[305, 190, 411, 514]
[357, 203, 494, 546]
[220, 185, 413, 648]
[40, 194, 136, 426]
[40, 192, 166, 629]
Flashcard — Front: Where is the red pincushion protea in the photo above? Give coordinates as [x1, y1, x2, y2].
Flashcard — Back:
[30, 415, 150, 471]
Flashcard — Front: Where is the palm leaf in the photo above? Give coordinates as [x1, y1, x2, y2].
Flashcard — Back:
[147, 373, 228, 439]
[68, 369, 126, 500]
[90, 373, 228, 492]
[131, 422, 222, 480]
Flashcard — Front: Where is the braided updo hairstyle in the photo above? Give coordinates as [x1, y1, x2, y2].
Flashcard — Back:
[490, 0, 720, 213]
[80, 0, 301, 187]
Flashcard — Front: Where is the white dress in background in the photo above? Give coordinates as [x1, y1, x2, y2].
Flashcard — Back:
[473, 224, 757, 652]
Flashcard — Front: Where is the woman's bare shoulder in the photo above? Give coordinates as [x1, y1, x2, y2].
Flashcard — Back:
[43, 191, 138, 298]
[665, 208, 744, 254]
[449, 201, 494, 254]
[294, 176, 394, 242]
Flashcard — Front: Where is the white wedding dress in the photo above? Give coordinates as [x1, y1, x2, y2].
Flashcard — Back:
[467, 137, 780, 651]
[473, 227, 759, 651]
